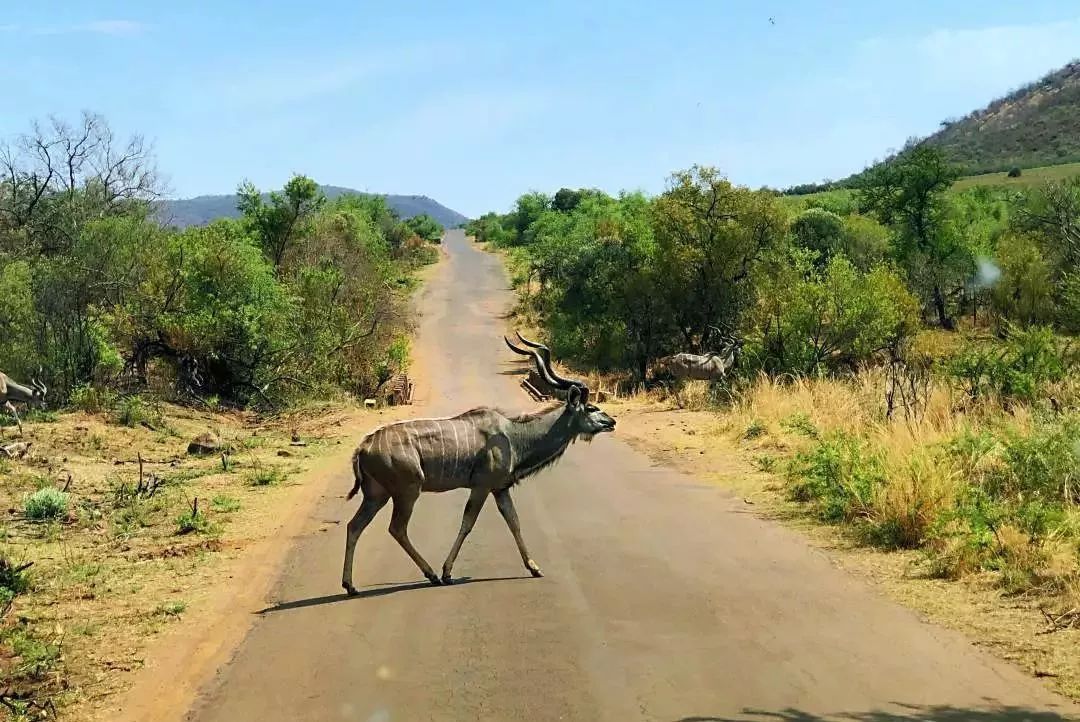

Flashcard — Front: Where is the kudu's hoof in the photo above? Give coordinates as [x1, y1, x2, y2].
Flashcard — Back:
[343, 583, 359, 597]
[440, 574, 455, 585]
[425, 573, 443, 586]
[528, 563, 544, 578]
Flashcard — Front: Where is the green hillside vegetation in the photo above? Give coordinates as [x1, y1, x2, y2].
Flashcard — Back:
[0, 113, 441, 410]
[468, 149, 1080, 608]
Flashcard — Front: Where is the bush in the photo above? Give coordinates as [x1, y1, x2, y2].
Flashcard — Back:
[69, 384, 118, 414]
[786, 432, 885, 524]
[113, 395, 160, 427]
[752, 251, 921, 375]
[23, 488, 69, 521]
[210, 495, 241, 513]
[947, 326, 1067, 403]
[0, 554, 33, 614]
[1007, 167, 1022, 178]
[248, 466, 286, 486]
[175, 506, 212, 535]
[791, 208, 844, 260]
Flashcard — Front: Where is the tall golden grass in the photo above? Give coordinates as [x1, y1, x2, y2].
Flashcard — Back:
[653, 370, 1080, 604]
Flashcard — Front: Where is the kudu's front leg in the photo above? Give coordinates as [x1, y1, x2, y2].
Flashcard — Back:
[441, 487, 487, 584]
[493, 488, 543, 578]
[3, 401, 22, 437]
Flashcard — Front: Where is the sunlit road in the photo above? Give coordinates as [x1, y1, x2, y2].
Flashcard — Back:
[185, 230, 1077, 722]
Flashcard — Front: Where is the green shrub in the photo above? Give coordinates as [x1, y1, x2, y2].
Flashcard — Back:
[211, 495, 241, 513]
[752, 251, 921, 375]
[994, 418, 1080, 503]
[113, 394, 160, 427]
[154, 600, 187, 618]
[791, 208, 844, 261]
[743, 419, 767, 440]
[248, 467, 286, 486]
[23, 488, 69, 522]
[781, 412, 819, 438]
[0, 554, 32, 613]
[70, 384, 118, 413]
[786, 432, 885, 524]
[947, 326, 1067, 402]
[175, 506, 212, 535]
[4, 626, 61, 681]
[753, 454, 778, 473]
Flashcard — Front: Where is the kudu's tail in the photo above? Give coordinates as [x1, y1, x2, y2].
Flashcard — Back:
[346, 449, 364, 500]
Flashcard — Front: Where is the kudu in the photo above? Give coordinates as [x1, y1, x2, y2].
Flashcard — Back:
[0, 371, 47, 437]
[653, 332, 744, 382]
[341, 334, 615, 594]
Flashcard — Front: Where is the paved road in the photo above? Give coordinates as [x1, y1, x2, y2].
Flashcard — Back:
[187, 230, 1077, 722]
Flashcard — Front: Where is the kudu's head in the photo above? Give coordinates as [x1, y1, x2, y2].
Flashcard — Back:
[28, 370, 47, 409]
[504, 333, 615, 439]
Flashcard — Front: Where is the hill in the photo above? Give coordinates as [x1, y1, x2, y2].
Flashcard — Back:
[785, 59, 1080, 195]
[926, 60, 1080, 174]
[159, 185, 468, 229]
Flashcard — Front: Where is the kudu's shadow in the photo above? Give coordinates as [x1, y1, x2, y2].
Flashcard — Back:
[676, 703, 1076, 722]
[256, 575, 532, 614]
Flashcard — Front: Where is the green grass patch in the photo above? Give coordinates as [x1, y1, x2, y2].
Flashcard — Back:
[247, 466, 286, 487]
[743, 419, 767, 440]
[154, 600, 187, 618]
[23, 488, 69, 522]
[210, 495, 241, 513]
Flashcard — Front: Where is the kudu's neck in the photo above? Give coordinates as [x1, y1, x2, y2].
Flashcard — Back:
[507, 406, 577, 479]
[3, 379, 36, 402]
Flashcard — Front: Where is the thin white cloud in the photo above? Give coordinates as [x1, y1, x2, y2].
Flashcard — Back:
[179, 42, 459, 112]
[1, 19, 147, 37]
[80, 20, 147, 36]
[853, 16, 1080, 97]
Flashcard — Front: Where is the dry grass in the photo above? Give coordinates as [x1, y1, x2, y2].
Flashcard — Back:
[0, 402, 366, 718]
[637, 370, 1080, 611]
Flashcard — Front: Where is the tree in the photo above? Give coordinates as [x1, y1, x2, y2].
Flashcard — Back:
[404, 213, 443, 243]
[751, 250, 920, 374]
[857, 146, 963, 328]
[0, 112, 159, 256]
[1013, 177, 1080, 276]
[237, 174, 325, 270]
[839, 214, 891, 271]
[510, 192, 551, 245]
[791, 208, 844, 262]
[552, 187, 585, 213]
[990, 232, 1054, 327]
[652, 166, 787, 351]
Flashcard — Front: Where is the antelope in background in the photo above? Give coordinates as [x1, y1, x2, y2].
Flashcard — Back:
[341, 334, 615, 594]
[0, 371, 48, 437]
[652, 330, 744, 383]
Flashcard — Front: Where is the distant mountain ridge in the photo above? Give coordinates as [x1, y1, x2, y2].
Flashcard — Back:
[159, 185, 468, 229]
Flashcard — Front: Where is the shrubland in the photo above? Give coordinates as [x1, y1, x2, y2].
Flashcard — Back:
[468, 149, 1080, 612]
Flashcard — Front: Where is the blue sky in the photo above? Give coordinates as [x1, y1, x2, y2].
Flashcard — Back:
[3, 2, 1079, 217]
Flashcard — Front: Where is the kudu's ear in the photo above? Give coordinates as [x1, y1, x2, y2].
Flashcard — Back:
[566, 384, 583, 409]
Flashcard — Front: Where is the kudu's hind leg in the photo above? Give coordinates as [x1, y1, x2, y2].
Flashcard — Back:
[341, 490, 389, 595]
[388, 491, 441, 585]
[441, 487, 488, 584]
[493, 488, 543, 578]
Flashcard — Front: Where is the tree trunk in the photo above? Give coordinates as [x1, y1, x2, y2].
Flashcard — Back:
[932, 285, 954, 330]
